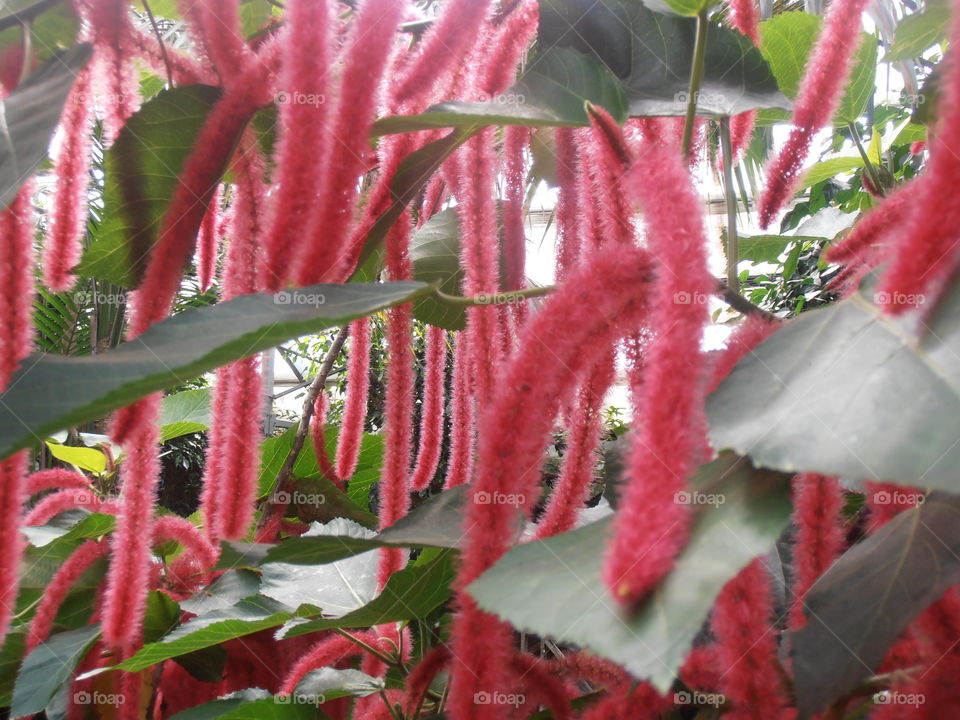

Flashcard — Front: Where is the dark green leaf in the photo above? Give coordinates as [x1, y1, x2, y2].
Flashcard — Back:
[173, 645, 228, 683]
[0, 1, 78, 63]
[0, 281, 430, 460]
[738, 235, 826, 264]
[373, 47, 629, 134]
[411, 209, 467, 330]
[467, 456, 792, 691]
[143, 591, 181, 643]
[539, 0, 789, 117]
[75, 85, 222, 287]
[11, 624, 100, 717]
[791, 491, 960, 718]
[0, 44, 91, 209]
[171, 696, 318, 720]
[182, 570, 263, 615]
[708, 274, 960, 490]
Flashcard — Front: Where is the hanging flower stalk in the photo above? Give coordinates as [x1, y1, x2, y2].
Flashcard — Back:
[443, 331, 475, 489]
[554, 128, 583, 278]
[43, 71, 94, 292]
[603, 140, 715, 607]
[448, 244, 655, 719]
[26, 469, 94, 495]
[260, 0, 332, 291]
[409, 326, 447, 491]
[712, 558, 794, 718]
[336, 318, 372, 480]
[311, 393, 344, 490]
[196, 186, 222, 293]
[175, 0, 253, 85]
[86, 0, 141, 142]
[876, 9, 960, 313]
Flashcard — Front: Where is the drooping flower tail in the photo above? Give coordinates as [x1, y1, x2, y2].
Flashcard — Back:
[409, 326, 447, 491]
[443, 331, 475, 489]
[604, 142, 714, 607]
[336, 318, 372, 480]
[757, 0, 870, 228]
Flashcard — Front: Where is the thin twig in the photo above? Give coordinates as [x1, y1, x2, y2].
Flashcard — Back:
[681, 9, 710, 159]
[140, 0, 174, 87]
[716, 282, 779, 322]
[260, 325, 351, 518]
[847, 121, 885, 197]
[719, 116, 740, 294]
[433, 285, 554, 307]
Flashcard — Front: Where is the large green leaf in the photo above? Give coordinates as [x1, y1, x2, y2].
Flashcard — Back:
[758, 12, 875, 126]
[411, 209, 466, 330]
[708, 274, 960, 491]
[0, 282, 430, 460]
[538, 0, 789, 118]
[791, 492, 960, 718]
[886, 1, 950, 61]
[160, 388, 211, 442]
[373, 47, 629, 134]
[75, 85, 223, 287]
[11, 624, 101, 718]
[280, 548, 456, 638]
[0, 43, 91, 210]
[467, 456, 793, 691]
[44, 442, 107, 473]
[797, 156, 865, 190]
[738, 234, 824, 264]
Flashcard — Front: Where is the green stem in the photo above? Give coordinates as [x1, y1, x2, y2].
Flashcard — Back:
[333, 628, 397, 668]
[141, 0, 174, 87]
[434, 285, 554, 307]
[719, 116, 740, 295]
[681, 10, 710, 159]
[847, 122, 884, 197]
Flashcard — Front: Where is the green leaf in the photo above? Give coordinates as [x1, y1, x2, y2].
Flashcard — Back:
[797, 156, 865, 191]
[75, 84, 223, 287]
[0, 281, 430, 460]
[173, 696, 318, 720]
[738, 235, 826, 264]
[173, 645, 228, 683]
[160, 388, 212, 442]
[115, 597, 315, 673]
[708, 273, 960, 491]
[285, 475, 378, 528]
[182, 570, 263, 616]
[411, 209, 467, 330]
[143, 591, 181, 643]
[886, 2, 950, 61]
[0, 44, 92, 210]
[281, 549, 456, 638]
[294, 667, 384, 700]
[43, 442, 107, 473]
[11, 624, 101, 717]
[758, 12, 875, 126]
[373, 46, 629, 134]
[0, 2, 78, 63]
[467, 456, 793, 691]
[792, 491, 960, 718]
[0, 631, 25, 706]
[22, 512, 115, 549]
[539, 0, 789, 117]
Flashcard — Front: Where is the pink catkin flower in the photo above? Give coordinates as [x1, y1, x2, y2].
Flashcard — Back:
[535, 350, 616, 539]
[25, 469, 92, 495]
[409, 326, 447, 491]
[200, 364, 233, 542]
[23, 488, 105, 526]
[757, 0, 870, 228]
[502, 126, 529, 290]
[336, 318, 372, 480]
[378, 220, 415, 585]
[43, 71, 94, 292]
[447, 245, 655, 720]
[86, 0, 140, 143]
[196, 186, 221, 293]
[603, 142, 715, 608]
[176, 0, 254, 86]
[729, 111, 758, 164]
[789, 473, 846, 630]
[727, 0, 760, 45]
[403, 645, 452, 716]
[579, 122, 635, 250]
[0, 452, 28, 646]
[580, 684, 668, 720]
[554, 128, 583, 279]
[260, 0, 332, 291]
[442, 331, 475, 489]
[712, 558, 795, 720]
[102, 393, 162, 651]
[877, 15, 960, 314]
[510, 654, 571, 720]
[278, 633, 367, 696]
[26, 539, 109, 653]
[392, 0, 494, 107]
[0, 187, 35, 391]
[477, 0, 539, 97]
[865, 481, 922, 531]
[311, 393, 344, 490]
[295, 0, 406, 286]
[153, 515, 218, 568]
